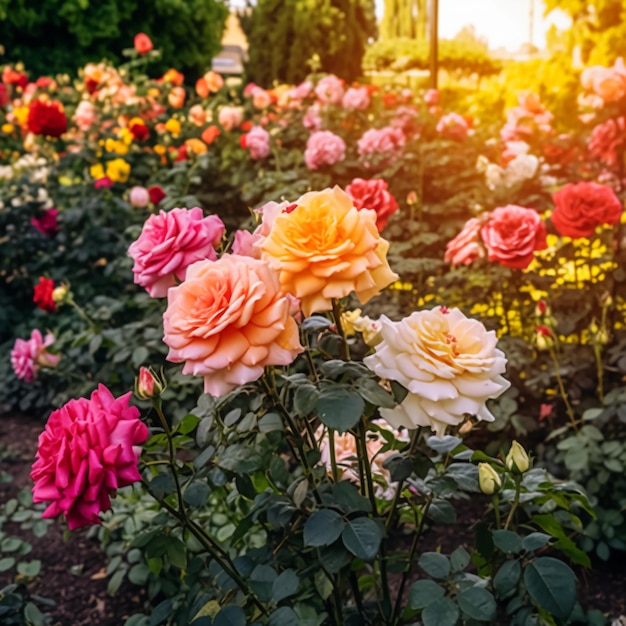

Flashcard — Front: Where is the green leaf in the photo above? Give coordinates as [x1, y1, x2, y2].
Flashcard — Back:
[450, 546, 470, 573]
[128, 564, 151, 585]
[294, 385, 320, 416]
[356, 377, 396, 408]
[303, 509, 346, 547]
[341, 517, 382, 561]
[332, 481, 372, 513]
[166, 538, 187, 570]
[429, 499, 456, 524]
[409, 579, 445, 609]
[427, 436, 462, 453]
[422, 597, 459, 626]
[317, 542, 353, 573]
[382, 454, 414, 482]
[269, 607, 299, 626]
[259, 412, 284, 433]
[316, 387, 365, 432]
[522, 532, 552, 551]
[523, 557, 576, 619]
[250, 564, 278, 602]
[184, 481, 211, 507]
[0, 557, 15, 572]
[457, 587, 497, 621]
[492, 529, 522, 554]
[213, 606, 246, 626]
[493, 559, 521, 597]
[272, 569, 299, 602]
[23, 602, 46, 626]
[418, 552, 451, 580]
[17, 559, 41, 577]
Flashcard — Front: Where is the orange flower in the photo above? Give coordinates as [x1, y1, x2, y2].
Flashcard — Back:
[201, 125, 221, 145]
[161, 69, 184, 86]
[163, 255, 303, 396]
[168, 86, 186, 108]
[185, 138, 207, 154]
[261, 187, 398, 317]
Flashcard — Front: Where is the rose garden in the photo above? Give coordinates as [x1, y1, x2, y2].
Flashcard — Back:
[1, 3, 626, 625]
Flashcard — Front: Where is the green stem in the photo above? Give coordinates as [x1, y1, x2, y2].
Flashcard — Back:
[594, 345, 605, 405]
[328, 428, 339, 483]
[548, 346, 578, 431]
[492, 494, 501, 530]
[68, 297, 97, 331]
[356, 420, 378, 516]
[331, 298, 351, 361]
[504, 476, 521, 530]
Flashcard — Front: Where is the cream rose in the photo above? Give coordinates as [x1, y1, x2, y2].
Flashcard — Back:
[364, 307, 510, 436]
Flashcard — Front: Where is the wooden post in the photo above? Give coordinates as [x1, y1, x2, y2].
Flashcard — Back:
[429, 0, 439, 89]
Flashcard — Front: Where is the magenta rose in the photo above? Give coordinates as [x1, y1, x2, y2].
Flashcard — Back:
[128, 207, 225, 297]
[11, 329, 60, 383]
[444, 215, 489, 267]
[31, 385, 149, 529]
[551, 182, 623, 239]
[345, 178, 399, 230]
[304, 130, 346, 170]
[31, 208, 59, 236]
[481, 205, 547, 269]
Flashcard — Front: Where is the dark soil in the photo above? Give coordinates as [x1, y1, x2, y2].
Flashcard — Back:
[1, 412, 625, 625]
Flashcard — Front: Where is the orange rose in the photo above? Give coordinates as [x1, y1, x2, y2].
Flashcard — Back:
[163, 255, 303, 396]
[201, 125, 221, 145]
[161, 69, 184, 85]
[168, 86, 186, 108]
[261, 187, 398, 316]
[185, 138, 207, 154]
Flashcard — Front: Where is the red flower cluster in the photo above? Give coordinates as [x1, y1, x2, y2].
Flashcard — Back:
[27, 99, 67, 138]
[345, 178, 398, 231]
[33, 277, 56, 313]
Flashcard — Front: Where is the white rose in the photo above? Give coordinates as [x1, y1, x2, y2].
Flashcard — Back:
[364, 307, 510, 436]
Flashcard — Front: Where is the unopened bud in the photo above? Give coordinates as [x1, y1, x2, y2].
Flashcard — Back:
[505, 441, 530, 474]
[535, 325, 554, 351]
[534, 299, 549, 317]
[51, 284, 69, 304]
[135, 366, 165, 400]
[478, 463, 502, 495]
[406, 191, 418, 205]
[600, 292, 613, 308]
[353, 315, 382, 347]
[340, 309, 362, 337]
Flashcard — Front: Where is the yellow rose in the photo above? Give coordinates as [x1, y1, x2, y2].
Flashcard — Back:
[90, 163, 105, 180]
[165, 118, 181, 136]
[106, 158, 130, 183]
[261, 187, 398, 317]
[2, 123, 14, 133]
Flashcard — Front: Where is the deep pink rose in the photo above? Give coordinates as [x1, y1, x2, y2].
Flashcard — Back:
[345, 178, 399, 230]
[243, 125, 270, 160]
[128, 207, 225, 297]
[444, 215, 489, 267]
[94, 177, 113, 189]
[589, 118, 626, 166]
[304, 131, 346, 170]
[31, 208, 59, 236]
[357, 127, 405, 168]
[31, 385, 149, 530]
[11, 330, 60, 383]
[481, 205, 547, 269]
[552, 182, 623, 239]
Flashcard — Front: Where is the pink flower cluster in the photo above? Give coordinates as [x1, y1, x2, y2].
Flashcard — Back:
[357, 127, 405, 168]
[31, 385, 149, 529]
[304, 130, 346, 170]
[128, 207, 225, 297]
[11, 329, 60, 382]
[581, 58, 626, 105]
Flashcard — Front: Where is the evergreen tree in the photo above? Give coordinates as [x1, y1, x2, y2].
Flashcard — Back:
[380, 0, 427, 40]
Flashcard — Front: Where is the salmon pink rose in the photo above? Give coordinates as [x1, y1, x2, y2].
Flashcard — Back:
[31, 385, 149, 530]
[11, 329, 60, 383]
[364, 307, 510, 436]
[345, 178, 398, 231]
[444, 215, 488, 267]
[581, 58, 626, 103]
[261, 186, 398, 316]
[128, 207, 225, 297]
[552, 182, 623, 239]
[481, 205, 547, 269]
[134, 33, 153, 55]
[163, 255, 303, 396]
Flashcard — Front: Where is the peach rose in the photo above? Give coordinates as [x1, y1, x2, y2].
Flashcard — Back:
[364, 307, 510, 436]
[218, 105, 244, 131]
[481, 205, 547, 270]
[74, 100, 96, 131]
[163, 255, 303, 396]
[168, 86, 186, 109]
[444, 215, 488, 267]
[261, 187, 398, 316]
[581, 58, 626, 103]
[188, 104, 207, 126]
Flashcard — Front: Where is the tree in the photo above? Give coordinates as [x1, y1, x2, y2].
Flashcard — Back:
[240, 0, 376, 86]
[380, 0, 427, 41]
[0, 0, 229, 79]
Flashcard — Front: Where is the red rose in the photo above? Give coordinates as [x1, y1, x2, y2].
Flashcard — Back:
[345, 178, 399, 231]
[27, 99, 67, 138]
[481, 205, 547, 269]
[2, 66, 28, 88]
[130, 121, 150, 141]
[34, 277, 56, 313]
[148, 185, 166, 205]
[552, 182, 623, 239]
[134, 33, 153, 55]
[0, 84, 8, 108]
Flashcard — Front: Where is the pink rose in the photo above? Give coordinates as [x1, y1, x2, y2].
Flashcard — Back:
[304, 130, 346, 170]
[342, 87, 370, 111]
[315, 75, 344, 105]
[74, 100, 96, 131]
[424, 89, 439, 105]
[581, 58, 626, 103]
[11, 329, 60, 383]
[128, 207, 225, 297]
[552, 182, 623, 239]
[31, 385, 149, 530]
[589, 117, 626, 166]
[218, 105, 244, 131]
[243, 125, 271, 160]
[31, 208, 59, 236]
[129, 186, 150, 208]
[357, 127, 405, 168]
[231, 229, 261, 258]
[444, 216, 488, 267]
[251, 87, 272, 110]
[163, 255, 303, 396]
[303, 103, 322, 131]
[436, 112, 469, 141]
[94, 177, 113, 189]
[345, 178, 399, 230]
[481, 205, 547, 269]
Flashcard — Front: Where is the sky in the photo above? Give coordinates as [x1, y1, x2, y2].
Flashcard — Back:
[375, 0, 573, 51]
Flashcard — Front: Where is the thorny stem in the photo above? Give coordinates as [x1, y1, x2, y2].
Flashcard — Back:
[547, 346, 579, 432]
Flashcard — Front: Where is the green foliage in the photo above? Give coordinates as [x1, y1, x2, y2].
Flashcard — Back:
[379, 0, 427, 40]
[0, 0, 228, 78]
[239, 0, 376, 85]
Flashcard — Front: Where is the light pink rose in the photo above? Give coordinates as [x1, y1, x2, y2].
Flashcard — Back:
[357, 127, 405, 168]
[436, 112, 470, 141]
[364, 307, 510, 436]
[345, 178, 399, 230]
[589, 117, 626, 165]
[188, 104, 206, 126]
[163, 255, 303, 396]
[218, 105, 244, 131]
[251, 87, 272, 110]
[481, 205, 547, 269]
[74, 100, 96, 131]
[342, 87, 370, 111]
[231, 229, 260, 258]
[304, 130, 346, 170]
[581, 58, 626, 103]
[282, 80, 313, 108]
[129, 186, 150, 208]
[315, 75, 344, 105]
[303, 103, 322, 131]
[11, 330, 60, 383]
[424, 89, 439, 105]
[31, 385, 149, 530]
[128, 207, 225, 297]
[244, 126, 271, 160]
[444, 215, 488, 267]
